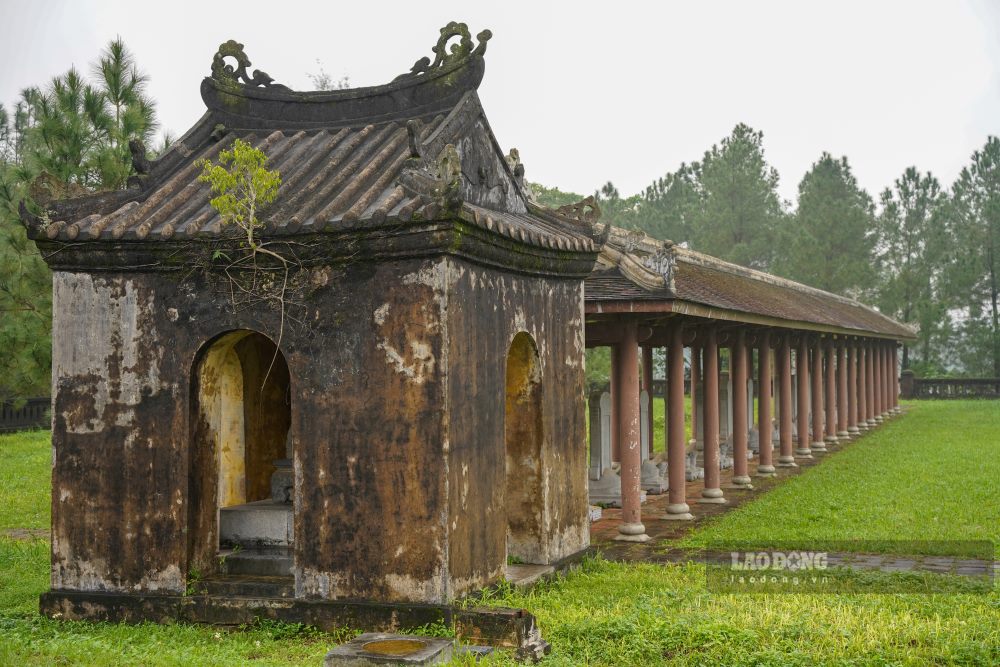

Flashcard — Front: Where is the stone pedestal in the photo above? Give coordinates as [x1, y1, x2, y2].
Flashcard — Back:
[640, 460, 667, 494]
[270, 458, 294, 503]
[685, 450, 703, 481]
[588, 467, 622, 507]
[324, 633, 455, 666]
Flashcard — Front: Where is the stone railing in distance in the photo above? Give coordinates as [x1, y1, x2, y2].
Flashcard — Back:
[899, 371, 1000, 399]
[0, 397, 51, 433]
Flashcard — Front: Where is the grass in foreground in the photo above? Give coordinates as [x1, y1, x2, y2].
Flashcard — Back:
[0, 430, 50, 529]
[3, 401, 1000, 665]
[3, 539, 998, 666]
[677, 401, 1000, 558]
[480, 556, 1000, 666]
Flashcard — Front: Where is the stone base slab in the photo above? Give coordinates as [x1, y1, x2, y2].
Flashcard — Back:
[324, 632, 454, 666]
[39, 590, 548, 658]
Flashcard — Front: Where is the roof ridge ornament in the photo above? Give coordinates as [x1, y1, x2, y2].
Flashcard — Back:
[555, 195, 601, 225]
[505, 148, 536, 201]
[642, 241, 677, 291]
[398, 141, 465, 216]
[535, 195, 609, 247]
[211, 40, 289, 90]
[396, 22, 492, 81]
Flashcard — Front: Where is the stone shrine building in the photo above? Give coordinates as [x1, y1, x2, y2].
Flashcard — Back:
[24, 24, 603, 614]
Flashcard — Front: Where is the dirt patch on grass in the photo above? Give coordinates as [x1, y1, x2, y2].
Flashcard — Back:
[1, 528, 49, 540]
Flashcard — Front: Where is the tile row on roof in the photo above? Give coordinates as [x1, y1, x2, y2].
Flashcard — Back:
[587, 226, 917, 340]
[21, 23, 605, 269]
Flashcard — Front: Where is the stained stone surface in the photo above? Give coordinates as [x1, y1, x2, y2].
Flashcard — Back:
[324, 633, 453, 666]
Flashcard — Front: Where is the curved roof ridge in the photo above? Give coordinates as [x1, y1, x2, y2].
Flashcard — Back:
[200, 23, 492, 129]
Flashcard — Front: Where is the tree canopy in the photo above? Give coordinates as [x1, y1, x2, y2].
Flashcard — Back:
[775, 152, 876, 296]
[0, 38, 158, 401]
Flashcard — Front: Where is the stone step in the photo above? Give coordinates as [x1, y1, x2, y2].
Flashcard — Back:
[218, 548, 293, 577]
[200, 574, 295, 598]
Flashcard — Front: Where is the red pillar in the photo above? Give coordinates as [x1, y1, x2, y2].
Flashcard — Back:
[811, 337, 827, 452]
[857, 343, 868, 430]
[641, 345, 654, 454]
[865, 341, 877, 427]
[665, 322, 693, 520]
[882, 343, 892, 418]
[610, 344, 621, 461]
[796, 336, 812, 457]
[836, 340, 849, 439]
[731, 330, 752, 488]
[757, 330, 776, 475]
[690, 344, 700, 447]
[777, 334, 797, 468]
[824, 339, 838, 445]
[892, 345, 900, 412]
[700, 326, 726, 504]
[615, 321, 648, 541]
[873, 343, 884, 422]
[847, 341, 860, 435]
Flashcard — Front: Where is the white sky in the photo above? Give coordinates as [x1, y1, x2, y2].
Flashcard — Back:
[2, 0, 999, 204]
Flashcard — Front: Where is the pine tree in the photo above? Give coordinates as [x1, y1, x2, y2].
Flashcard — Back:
[776, 153, 876, 295]
[874, 168, 950, 372]
[0, 38, 158, 400]
[948, 136, 1000, 376]
[690, 124, 786, 270]
[630, 162, 701, 244]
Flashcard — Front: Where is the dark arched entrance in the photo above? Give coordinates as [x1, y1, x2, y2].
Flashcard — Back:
[188, 330, 291, 575]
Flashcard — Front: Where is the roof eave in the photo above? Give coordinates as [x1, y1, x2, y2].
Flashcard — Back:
[585, 298, 918, 341]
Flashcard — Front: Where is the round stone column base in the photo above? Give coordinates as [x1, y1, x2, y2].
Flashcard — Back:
[824, 435, 839, 445]
[698, 488, 727, 504]
[811, 441, 828, 452]
[664, 503, 694, 520]
[776, 456, 798, 468]
[614, 522, 651, 542]
[728, 475, 753, 489]
[848, 426, 861, 435]
[756, 464, 777, 477]
[837, 430, 850, 439]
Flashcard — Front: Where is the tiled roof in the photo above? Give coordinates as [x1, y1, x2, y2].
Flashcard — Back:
[586, 227, 917, 340]
[23, 27, 599, 257]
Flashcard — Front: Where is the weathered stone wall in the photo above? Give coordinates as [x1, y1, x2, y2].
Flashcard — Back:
[51, 271, 186, 593]
[443, 257, 589, 598]
[292, 257, 450, 602]
[48, 253, 587, 603]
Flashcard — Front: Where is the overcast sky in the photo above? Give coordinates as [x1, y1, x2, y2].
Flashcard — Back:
[2, 0, 999, 204]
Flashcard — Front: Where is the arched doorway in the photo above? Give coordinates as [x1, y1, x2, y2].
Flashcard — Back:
[504, 332, 545, 565]
[188, 330, 291, 574]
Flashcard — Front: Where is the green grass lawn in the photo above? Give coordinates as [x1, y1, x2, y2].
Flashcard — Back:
[0, 430, 50, 529]
[678, 400, 1000, 558]
[483, 558, 1000, 666]
[2, 402, 1000, 665]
